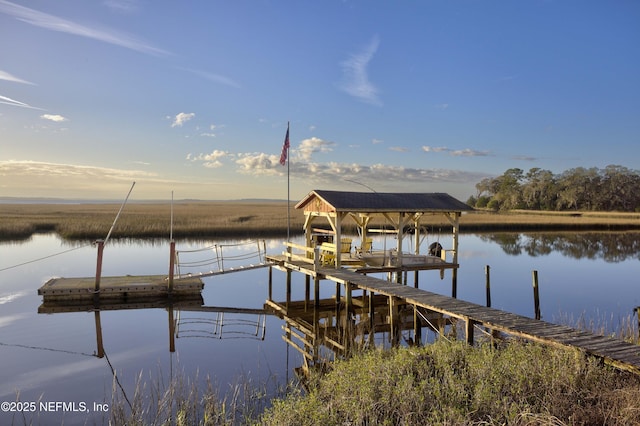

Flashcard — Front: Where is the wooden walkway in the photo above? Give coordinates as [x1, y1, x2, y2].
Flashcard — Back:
[269, 256, 640, 375]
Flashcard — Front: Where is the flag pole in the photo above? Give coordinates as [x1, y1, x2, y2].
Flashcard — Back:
[286, 121, 290, 242]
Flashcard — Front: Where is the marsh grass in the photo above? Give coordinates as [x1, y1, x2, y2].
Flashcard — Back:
[260, 339, 640, 425]
[2, 202, 640, 241]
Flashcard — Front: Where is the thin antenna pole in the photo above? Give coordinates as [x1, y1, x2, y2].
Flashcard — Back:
[104, 181, 136, 246]
[170, 191, 174, 241]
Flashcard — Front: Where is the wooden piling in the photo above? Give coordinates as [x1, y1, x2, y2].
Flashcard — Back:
[485, 265, 491, 308]
[94, 239, 105, 293]
[532, 270, 541, 320]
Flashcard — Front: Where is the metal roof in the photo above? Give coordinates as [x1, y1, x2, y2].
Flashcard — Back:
[295, 189, 473, 213]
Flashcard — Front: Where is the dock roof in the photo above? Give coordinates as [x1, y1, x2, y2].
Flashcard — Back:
[295, 189, 473, 213]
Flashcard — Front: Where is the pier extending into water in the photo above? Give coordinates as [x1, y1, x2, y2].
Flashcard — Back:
[266, 250, 640, 375]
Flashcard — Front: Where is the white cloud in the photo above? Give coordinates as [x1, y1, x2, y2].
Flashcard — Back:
[0, 0, 168, 56]
[0, 69, 34, 85]
[235, 152, 282, 176]
[389, 146, 409, 152]
[297, 137, 336, 161]
[171, 112, 195, 128]
[422, 146, 451, 153]
[187, 150, 229, 168]
[435, 103, 449, 110]
[40, 114, 67, 122]
[339, 35, 382, 106]
[372, 138, 383, 144]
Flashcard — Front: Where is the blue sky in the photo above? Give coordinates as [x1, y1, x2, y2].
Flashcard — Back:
[1, 0, 638, 201]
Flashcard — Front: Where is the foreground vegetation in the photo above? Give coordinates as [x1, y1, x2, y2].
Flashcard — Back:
[104, 338, 640, 425]
[261, 340, 640, 425]
[2, 201, 640, 241]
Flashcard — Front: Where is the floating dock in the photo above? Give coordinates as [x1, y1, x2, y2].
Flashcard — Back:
[38, 275, 204, 302]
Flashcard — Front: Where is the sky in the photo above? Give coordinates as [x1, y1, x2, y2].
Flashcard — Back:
[1, 0, 639, 202]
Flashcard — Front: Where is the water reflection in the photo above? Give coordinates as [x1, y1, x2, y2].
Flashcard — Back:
[265, 285, 453, 375]
[38, 299, 269, 356]
[479, 232, 640, 262]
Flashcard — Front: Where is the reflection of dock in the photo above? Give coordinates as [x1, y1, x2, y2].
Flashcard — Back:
[38, 275, 204, 302]
[268, 257, 640, 375]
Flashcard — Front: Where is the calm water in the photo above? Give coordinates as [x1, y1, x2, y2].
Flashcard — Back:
[1, 232, 639, 424]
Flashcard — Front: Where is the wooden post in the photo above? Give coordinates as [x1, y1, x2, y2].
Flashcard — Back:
[268, 265, 273, 300]
[485, 265, 491, 307]
[305, 275, 310, 311]
[286, 269, 291, 310]
[466, 318, 475, 345]
[369, 291, 375, 344]
[532, 270, 541, 320]
[94, 239, 104, 294]
[389, 296, 400, 346]
[168, 240, 175, 293]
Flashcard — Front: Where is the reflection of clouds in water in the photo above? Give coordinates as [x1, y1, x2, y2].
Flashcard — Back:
[0, 345, 158, 399]
[0, 291, 29, 305]
[458, 250, 491, 260]
[0, 313, 29, 328]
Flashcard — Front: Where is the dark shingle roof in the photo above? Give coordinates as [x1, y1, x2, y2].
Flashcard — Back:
[296, 190, 473, 213]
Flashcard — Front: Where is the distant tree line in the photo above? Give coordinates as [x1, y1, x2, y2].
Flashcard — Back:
[467, 165, 640, 212]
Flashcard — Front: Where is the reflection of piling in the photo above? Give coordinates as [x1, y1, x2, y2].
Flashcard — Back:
[532, 270, 541, 320]
[94, 240, 105, 294]
[94, 311, 104, 358]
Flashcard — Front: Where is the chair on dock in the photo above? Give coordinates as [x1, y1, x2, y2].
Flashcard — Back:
[355, 237, 373, 255]
[340, 238, 352, 254]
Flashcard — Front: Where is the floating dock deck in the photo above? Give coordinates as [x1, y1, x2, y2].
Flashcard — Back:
[38, 275, 204, 302]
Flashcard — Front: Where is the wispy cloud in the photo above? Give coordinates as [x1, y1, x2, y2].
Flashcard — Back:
[451, 149, 490, 157]
[103, 0, 140, 14]
[170, 112, 195, 128]
[0, 69, 34, 85]
[40, 114, 67, 122]
[422, 146, 490, 157]
[179, 67, 241, 89]
[389, 146, 409, 152]
[0, 0, 169, 56]
[339, 35, 382, 106]
[512, 155, 538, 161]
[0, 94, 42, 109]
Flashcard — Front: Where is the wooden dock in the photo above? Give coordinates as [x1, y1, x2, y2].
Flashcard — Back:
[267, 255, 640, 375]
[38, 275, 204, 302]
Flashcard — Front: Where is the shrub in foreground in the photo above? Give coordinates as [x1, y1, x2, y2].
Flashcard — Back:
[260, 339, 640, 425]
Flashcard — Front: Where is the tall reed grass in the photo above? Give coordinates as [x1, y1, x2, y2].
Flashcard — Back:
[2, 202, 640, 241]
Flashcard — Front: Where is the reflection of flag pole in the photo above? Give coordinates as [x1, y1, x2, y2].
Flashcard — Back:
[279, 122, 291, 241]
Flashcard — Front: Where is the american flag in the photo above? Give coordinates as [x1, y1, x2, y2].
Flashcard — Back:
[279, 124, 290, 166]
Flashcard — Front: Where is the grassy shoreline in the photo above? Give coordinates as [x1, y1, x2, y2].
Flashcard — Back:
[2, 202, 640, 240]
